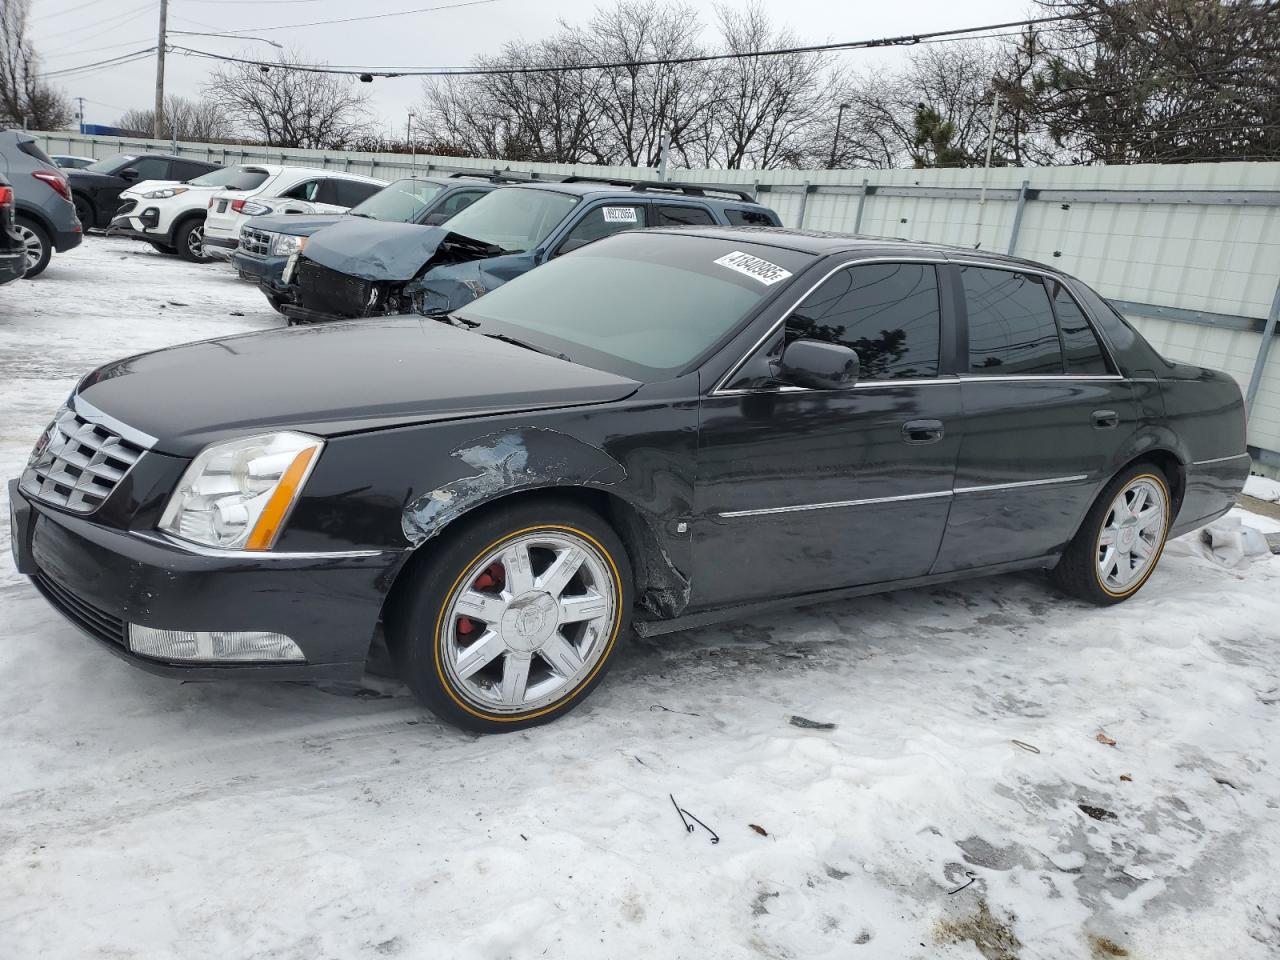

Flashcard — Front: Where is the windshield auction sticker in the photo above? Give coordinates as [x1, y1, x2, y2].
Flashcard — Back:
[714, 251, 793, 286]
[602, 206, 639, 223]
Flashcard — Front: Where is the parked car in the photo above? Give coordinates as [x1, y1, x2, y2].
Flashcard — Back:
[0, 174, 26, 285]
[0, 129, 81, 277]
[234, 174, 508, 307]
[67, 153, 221, 230]
[109, 164, 284, 262]
[9, 228, 1250, 732]
[277, 178, 781, 324]
[51, 154, 94, 170]
[201, 168, 386, 261]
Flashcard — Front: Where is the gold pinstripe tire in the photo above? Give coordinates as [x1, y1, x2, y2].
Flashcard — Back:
[1051, 463, 1171, 605]
[388, 499, 633, 732]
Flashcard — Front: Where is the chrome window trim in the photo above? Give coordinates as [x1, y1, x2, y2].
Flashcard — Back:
[718, 489, 953, 518]
[954, 474, 1089, 495]
[711, 373, 1124, 398]
[709, 255, 949, 396]
[72, 394, 158, 450]
[132, 530, 386, 560]
[1191, 453, 1251, 466]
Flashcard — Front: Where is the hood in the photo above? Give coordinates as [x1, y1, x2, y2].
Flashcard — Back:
[67, 169, 121, 186]
[302, 218, 501, 281]
[246, 212, 346, 238]
[76, 316, 640, 456]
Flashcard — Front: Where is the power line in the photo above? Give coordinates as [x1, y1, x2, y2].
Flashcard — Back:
[44, 47, 157, 78]
[218, 0, 500, 34]
[34, 1, 155, 43]
[31, 0, 103, 22]
[168, 11, 1093, 79]
[44, 37, 153, 61]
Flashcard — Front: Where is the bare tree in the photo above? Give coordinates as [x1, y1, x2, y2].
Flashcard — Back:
[204, 51, 373, 149]
[709, 3, 838, 169]
[0, 0, 72, 130]
[118, 96, 232, 141]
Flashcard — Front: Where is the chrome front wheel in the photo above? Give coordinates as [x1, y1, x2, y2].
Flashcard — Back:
[1096, 476, 1167, 593]
[186, 222, 204, 259]
[441, 530, 618, 715]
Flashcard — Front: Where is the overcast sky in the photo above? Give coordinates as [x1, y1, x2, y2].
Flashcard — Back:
[31, 0, 1029, 136]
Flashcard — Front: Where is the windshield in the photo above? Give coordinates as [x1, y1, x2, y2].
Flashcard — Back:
[454, 232, 815, 379]
[189, 165, 263, 189]
[441, 188, 578, 253]
[84, 154, 137, 175]
[350, 179, 444, 222]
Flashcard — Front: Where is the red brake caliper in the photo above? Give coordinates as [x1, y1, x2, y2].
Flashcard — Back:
[457, 561, 507, 637]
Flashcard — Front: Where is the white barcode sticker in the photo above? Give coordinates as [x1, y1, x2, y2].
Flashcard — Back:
[714, 250, 792, 286]
[602, 206, 639, 223]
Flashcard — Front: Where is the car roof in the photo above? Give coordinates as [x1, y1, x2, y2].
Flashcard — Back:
[642, 225, 1071, 275]
[505, 180, 772, 210]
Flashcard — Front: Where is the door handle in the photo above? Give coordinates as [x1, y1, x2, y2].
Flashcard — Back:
[1092, 409, 1119, 429]
[902, 419, 944, 444]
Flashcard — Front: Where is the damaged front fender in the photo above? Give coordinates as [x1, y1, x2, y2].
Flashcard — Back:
[406, 254, 536, 316]
[401, 427, 627, 544]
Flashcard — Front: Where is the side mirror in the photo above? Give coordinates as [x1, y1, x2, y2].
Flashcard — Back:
[776, 340, 859, 390]
[423, 212, 449, 225]
[120, 168, 139, 181]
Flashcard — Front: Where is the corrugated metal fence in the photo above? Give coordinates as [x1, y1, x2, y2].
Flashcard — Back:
[33, 131, 1280, 466]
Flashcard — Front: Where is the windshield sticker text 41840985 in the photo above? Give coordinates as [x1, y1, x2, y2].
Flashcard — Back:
[713, 251, 793, 286]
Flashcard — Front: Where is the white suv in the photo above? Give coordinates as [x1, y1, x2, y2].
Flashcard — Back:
[202, 168, 385, 261]
[111, 165, 282, 262]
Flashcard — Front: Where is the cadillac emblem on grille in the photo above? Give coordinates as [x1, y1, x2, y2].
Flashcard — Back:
[19, 406, 145, 514]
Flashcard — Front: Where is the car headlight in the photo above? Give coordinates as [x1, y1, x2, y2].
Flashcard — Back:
[144, 186, 189, 199]
[272, 234, 306, 257]
[159, 431, 323, 550]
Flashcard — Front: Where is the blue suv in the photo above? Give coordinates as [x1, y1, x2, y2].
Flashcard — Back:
[275, 177, 782, 324]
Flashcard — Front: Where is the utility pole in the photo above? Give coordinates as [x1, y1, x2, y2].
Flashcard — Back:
[828, 102, 849, 170]
[407, 111, 416, 175]
[973, 88, 1000, 249]
[153, 0, 169, 140]
[76, 96, 85, 134]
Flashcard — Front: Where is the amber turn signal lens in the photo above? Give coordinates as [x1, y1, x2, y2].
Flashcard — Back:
[244, 446, 317, 550]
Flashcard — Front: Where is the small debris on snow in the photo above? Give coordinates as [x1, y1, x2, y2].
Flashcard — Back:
[748, 823, 768, 837]
[1010, 739, 1040, 754]
[1213, 776, 1239, 791]
[229, 311, 245, 317]
[1120, 774, 1133, 782]
[167, 300, 189, 307]
[1096, 731, 1118, 747]
[947, 870, 978, 895]
[650, 703, 701, 717]
[788, 714, 835, 730]
[1078, 803, 1118, 823]
[669, 794, 719, 844]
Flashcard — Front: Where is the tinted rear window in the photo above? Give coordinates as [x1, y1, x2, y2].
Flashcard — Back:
[962, 266, 1064, 375]
[1051, 283, 1111, 375]
[725, 207, 779, 226]
[655, 204, 716, 226]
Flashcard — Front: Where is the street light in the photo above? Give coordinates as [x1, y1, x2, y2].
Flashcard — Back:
[828, 102, 851, 170]
[170, 31, 284, 49]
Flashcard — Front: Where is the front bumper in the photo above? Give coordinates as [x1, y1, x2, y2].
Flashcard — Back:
[9, 478, 399, 681]
[202, 234, 238, 260]
[231, 250, 287, 285]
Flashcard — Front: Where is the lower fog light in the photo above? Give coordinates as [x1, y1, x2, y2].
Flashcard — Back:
[128, 625, 305, 662]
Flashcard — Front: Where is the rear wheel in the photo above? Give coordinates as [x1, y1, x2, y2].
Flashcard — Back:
[15, 218, 51, 278]
[174, 217, 208, 263]
[1051, 463, 1171, 605]
[388, 500, 632, 732]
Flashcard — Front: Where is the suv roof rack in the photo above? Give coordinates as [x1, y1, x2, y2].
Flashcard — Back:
[446, 169, 534, 184]
[558, 175, 756, 203]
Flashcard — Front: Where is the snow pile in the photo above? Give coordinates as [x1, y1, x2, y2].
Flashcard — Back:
[2, 239, 1279, 960]
[1244, 473, 1280, 503]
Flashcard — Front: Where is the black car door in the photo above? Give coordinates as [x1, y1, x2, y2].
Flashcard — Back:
[930, 262, 1140, 572]
[693, 257, 962, 609]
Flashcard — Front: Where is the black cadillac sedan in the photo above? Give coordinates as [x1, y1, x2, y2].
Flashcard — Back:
[9, 227, 1249, 732]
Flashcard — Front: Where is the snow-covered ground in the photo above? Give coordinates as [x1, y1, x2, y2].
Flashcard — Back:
[2, 237, 1279, 960]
